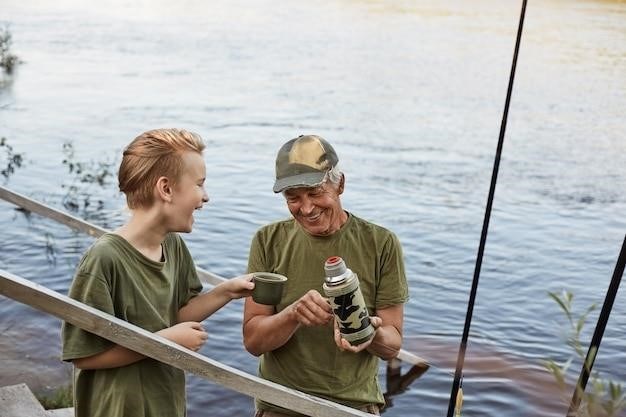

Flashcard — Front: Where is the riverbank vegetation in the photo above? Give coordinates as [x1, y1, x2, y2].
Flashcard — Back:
[0, 26, 19, 74]
[36, 383, 72, 410]
[1, 137, 24, 180]
[61, 141, 117, 215]
[544, 290, 625, 417]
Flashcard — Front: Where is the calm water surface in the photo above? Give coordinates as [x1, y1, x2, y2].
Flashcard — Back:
[1, 1, 625, 416]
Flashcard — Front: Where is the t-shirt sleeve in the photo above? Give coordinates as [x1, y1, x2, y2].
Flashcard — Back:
[247, 229, 267, 274]
[61, 271, 115, 361]
[178, 270, 202, 309]
[375, 232, 409, 308]
[174, 234, 203, 309]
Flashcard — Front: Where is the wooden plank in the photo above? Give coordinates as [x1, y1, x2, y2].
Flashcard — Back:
[0, 185, 224, 286]
[0, 383, 48, 417]
[0, 186, 107, 238]
[0, 185, 428, 367]
[397, 349, 429, 368]
[0, 270, 372, 417]
[46, 408, 74, 417]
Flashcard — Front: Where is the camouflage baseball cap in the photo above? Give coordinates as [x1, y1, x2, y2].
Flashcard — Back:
[273, 135, 339, 193]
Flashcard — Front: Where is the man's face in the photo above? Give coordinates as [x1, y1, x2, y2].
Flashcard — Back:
[283, 180, 345, 236]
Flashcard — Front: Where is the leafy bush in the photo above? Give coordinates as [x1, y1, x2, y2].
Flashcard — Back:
[544, 290, 625, 417]
[61, 141, 117, 214]
[37, 383, 73, 410]
[1, 137, 24, 180]
[0, 26, 20, 74]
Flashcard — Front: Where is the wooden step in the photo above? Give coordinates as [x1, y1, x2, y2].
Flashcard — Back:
[0, 383, 73, 417]
[0, 383, 48, 417]
[47, 408, 74, 417]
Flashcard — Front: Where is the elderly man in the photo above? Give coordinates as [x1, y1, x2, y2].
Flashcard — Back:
[243, 135, 409, 416]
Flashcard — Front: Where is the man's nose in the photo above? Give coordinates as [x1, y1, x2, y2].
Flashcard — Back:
[300, 196, 314, 214]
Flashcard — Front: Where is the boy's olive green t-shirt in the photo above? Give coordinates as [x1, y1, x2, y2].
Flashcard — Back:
[62, 233, 202, 417]
[247, 213, 409, 415]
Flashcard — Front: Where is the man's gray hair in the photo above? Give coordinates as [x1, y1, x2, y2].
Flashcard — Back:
[325, 165, 343, 185]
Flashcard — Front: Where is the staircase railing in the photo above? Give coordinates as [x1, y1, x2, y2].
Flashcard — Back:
[0, 184, 429, 416]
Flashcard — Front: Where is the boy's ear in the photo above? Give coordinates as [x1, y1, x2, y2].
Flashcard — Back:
[155, 176, 173, 203]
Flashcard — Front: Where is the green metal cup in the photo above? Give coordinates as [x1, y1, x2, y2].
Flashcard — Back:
[252, 272, 287, 305]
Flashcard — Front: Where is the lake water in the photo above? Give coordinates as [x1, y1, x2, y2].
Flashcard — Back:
[1, 1, 625, 416]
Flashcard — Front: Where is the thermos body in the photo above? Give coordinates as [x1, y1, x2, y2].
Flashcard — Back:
[322, 256, 375, 346]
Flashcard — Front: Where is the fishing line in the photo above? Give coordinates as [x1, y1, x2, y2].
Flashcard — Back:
[446, 1, 528, 416]
[566, 235, 626, 417]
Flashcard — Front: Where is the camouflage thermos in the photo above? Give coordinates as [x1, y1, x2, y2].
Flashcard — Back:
[322, 256, 375, 345]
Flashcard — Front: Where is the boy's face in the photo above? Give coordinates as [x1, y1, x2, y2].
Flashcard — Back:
[168, 151, 209, 233]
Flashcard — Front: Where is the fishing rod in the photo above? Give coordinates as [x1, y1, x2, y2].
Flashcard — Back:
[566, 235, 626, 417]
[446, 0, 528, 416]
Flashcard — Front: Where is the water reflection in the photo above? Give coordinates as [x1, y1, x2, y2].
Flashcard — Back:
[44, 232, 57, 266]
[384, 358, 430, 412]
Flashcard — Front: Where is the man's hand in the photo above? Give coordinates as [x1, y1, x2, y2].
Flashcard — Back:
[333, 316, 382, 353]
[291, 289, 334, 327]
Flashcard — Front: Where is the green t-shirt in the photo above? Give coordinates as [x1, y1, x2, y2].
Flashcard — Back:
[247, 212, 409, 415]
[62, 233, 202, 417]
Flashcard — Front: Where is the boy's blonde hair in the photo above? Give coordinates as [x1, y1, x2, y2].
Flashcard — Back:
[119, 128, 205, 209]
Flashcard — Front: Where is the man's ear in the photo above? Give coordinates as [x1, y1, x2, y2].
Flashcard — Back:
[155, 176, 173, 203]
[338, 174, 345, 195]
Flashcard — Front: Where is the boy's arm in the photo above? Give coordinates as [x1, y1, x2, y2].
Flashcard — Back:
[72, 345, 145, 369]
[72, 321, 209, 369]
[178, 274, 254, 322]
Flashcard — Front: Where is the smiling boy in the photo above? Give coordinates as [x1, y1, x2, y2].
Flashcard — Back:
[62, 128, 254, 417]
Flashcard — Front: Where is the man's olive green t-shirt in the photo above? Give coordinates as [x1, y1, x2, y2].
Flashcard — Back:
[247, 213, 409, 415]
[62, 233, 202, 417]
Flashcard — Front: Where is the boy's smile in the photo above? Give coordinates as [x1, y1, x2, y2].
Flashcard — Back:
[169, 151, 209, 233]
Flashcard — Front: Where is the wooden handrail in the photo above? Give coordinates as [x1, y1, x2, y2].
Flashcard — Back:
[0, 269, 373, 417]
[0, 185, 224, 285]
[0, 185, 429, 368]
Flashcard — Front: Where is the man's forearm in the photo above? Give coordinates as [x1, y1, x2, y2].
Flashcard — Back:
[244, 305, 301, 356]
[367, 324, 402, 360]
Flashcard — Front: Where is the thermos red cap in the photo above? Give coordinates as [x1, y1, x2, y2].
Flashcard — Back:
[324, 256, 347, 278]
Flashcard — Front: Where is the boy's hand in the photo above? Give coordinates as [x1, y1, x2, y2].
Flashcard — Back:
[222, 273, 255, 299]
[157, 321, 208, 351]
